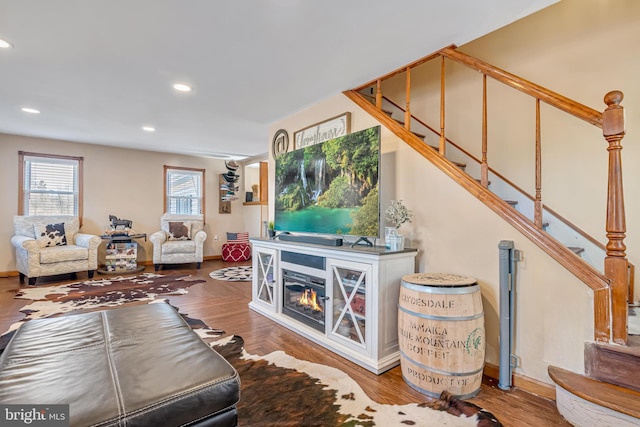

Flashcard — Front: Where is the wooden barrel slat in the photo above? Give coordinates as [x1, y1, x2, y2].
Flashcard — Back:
[399, 273, 485, 398]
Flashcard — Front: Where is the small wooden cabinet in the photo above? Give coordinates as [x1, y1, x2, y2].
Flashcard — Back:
[249, 238, 417, 374]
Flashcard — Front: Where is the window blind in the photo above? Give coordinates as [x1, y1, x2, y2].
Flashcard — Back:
[166, 169, 203, 215]
[23, 155, 79, 216]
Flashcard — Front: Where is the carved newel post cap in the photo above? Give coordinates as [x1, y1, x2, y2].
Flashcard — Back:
[604, 90, 623, 108]
[603, 90, 625, 136]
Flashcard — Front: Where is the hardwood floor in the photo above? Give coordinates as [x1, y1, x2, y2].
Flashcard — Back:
[0, 260, 571, 426]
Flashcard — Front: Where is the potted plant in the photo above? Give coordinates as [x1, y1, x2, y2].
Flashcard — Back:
[385, 200, 413, 250]
[267, 221, 276, 239]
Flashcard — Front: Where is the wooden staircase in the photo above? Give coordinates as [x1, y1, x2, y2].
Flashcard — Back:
[345, 45, 637, 425]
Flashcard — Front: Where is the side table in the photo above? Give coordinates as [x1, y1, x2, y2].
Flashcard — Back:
[98, 234, 147, 275]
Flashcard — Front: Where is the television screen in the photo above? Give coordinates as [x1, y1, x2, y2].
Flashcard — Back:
[274, 126, 380, 237]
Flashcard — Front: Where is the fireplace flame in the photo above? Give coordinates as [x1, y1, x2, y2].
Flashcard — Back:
[299, 289, 323, 312]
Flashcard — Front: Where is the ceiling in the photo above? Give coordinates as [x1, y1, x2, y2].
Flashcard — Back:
[0, 1, 557, 160]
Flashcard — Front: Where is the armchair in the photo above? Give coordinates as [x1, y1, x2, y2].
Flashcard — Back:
[149, 213, 207, 271]
[11, 215, 101, 286]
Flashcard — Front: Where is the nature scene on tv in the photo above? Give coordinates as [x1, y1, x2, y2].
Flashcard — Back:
[275, 126, 380, 237]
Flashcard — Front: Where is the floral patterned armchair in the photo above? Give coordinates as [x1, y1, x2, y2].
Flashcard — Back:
[11, 215, 101, 286]
[149, 213, 207, 271]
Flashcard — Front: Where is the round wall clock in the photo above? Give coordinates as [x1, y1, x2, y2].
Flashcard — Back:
[272, 129, 289, 158]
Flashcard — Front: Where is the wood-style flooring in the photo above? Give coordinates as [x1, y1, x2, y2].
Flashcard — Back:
[0, 260, 571, 427]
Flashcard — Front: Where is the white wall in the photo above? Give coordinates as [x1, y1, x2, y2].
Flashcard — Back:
[0, 133, 249, 271]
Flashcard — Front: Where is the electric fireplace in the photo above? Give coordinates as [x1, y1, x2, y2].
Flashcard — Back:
[282, 269, 326, 332]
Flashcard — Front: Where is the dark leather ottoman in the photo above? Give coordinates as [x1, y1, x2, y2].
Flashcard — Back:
[0, 303, 240, 427]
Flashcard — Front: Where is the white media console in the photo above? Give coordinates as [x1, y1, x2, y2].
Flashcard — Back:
[249, 237, 417, 374]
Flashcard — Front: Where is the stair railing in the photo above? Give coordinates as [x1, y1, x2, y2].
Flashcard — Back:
[375, 93, 610, 271]
[347, 46, 629, 344]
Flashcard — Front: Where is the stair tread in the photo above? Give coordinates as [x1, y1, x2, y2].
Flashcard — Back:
[548, 365, 640, 420]
[359, 93, 394, 115]
[392, 118, 425, 138]
[504, 200, 518, 206]
[568, 246, 585, 255]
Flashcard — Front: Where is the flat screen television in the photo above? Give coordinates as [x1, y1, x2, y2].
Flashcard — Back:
[274, 125, 380, 238]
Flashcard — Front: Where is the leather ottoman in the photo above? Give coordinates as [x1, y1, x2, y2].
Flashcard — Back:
[0, 303, 240, 427]
[221, 243, 251, 262]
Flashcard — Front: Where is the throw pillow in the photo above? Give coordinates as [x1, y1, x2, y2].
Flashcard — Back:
[227, 231, 249, 244]
[167, 221, 191, 241]
[34, 222, 67, 248]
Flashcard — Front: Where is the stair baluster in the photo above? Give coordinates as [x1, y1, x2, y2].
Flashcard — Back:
[603, 90, 629, 345]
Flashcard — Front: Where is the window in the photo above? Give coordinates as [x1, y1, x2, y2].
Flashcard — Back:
[164, 166, 205, 216]
[19, 151, 83, 219]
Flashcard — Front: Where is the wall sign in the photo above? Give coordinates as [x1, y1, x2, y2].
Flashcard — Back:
[294, 112, 351, 150]
[272, 129, 289, 158]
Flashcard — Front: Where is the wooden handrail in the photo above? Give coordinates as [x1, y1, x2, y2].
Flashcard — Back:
[439, 47, 603, 128]
[358, 44, 602, 128]
[353, 45, 456, 92]
[379, 95, 611, 254]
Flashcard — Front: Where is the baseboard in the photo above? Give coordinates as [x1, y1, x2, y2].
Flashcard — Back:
[0, 270, 19, 278]
[484, 362, 556, 401]
[204, 255, 222, 261]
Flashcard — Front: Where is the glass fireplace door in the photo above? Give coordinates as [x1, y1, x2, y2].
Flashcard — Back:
[329, 260, 371, 351]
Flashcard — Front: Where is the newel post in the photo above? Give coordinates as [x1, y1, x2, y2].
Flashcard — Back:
[603, 90, 628, 345]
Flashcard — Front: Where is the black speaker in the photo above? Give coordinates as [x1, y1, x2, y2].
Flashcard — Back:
[245, 192, 253, 202]
[277, 234, 343, 247]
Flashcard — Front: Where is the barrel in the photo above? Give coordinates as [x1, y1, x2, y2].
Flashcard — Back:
[398, 273, 485, 399]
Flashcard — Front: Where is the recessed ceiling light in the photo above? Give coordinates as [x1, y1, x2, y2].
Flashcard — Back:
[142, 126, 155, 132]
[21, 107, 40, 114]
[173, 83, 192, 92]
[0, 39, 13, 49]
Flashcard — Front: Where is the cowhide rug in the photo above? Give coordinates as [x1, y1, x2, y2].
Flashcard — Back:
[206, 333, 502, 427]
[209, 265, 252, 282]
[5, 273, 205, 334]
[1, 277, 502, 427]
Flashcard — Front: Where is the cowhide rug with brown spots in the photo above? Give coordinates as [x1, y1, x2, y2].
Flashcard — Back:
[4, 273, 205, 334]
[203, 332, 502, 427]
[1, 275, 502, 427]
